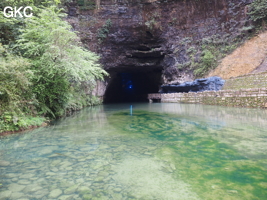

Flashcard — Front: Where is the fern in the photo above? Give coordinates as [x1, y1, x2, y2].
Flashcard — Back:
[16, 6, 108, 117]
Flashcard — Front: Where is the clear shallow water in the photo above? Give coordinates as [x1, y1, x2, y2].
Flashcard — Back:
[0, 103, 267, 200]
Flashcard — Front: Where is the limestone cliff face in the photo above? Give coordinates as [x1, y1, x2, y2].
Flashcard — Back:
[66, 0, 252, 99]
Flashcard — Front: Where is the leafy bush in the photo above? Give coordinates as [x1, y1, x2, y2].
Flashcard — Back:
[17, 6, 108, 117]
[0, 44, 35, 115]
[0, 13, 22, 45]
[97, 19, 112, 43]
[0, 44, 46, 132]
[0, 2, 107, 133]
[0, 0, 56, 46]
[194, 50, 216, 77]
[201, 50, 215, 68]
[0, 112, 45, 132]
[249, 0, 267, 23]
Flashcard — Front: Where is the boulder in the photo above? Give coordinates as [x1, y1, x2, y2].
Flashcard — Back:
[161, 76, 225, 93]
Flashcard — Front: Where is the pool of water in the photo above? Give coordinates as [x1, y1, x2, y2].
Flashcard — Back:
[1, 103, 267, 200]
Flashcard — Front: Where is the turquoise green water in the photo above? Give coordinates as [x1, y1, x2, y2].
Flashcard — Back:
[0, 103, 267, 200]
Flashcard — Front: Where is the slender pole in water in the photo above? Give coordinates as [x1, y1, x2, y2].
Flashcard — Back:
[130, 105, 133, 116]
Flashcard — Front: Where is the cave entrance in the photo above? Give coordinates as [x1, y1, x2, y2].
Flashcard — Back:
[104, 69, 162, 103]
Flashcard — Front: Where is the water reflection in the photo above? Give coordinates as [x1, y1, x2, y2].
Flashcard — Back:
[0, 103, 266, 199]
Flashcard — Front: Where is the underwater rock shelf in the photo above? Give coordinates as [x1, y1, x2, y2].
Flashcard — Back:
[148, 88, 267, 108]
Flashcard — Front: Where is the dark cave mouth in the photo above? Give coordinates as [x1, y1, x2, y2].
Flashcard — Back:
[103, 69, 162, 103]
[103, 33, 165, 103]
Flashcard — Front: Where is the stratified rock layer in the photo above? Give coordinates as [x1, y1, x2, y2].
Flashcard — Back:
[66, 0, 252, 99]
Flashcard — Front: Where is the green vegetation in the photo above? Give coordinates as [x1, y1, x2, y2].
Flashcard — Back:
[0, 1, 108, 133]
[249, 0, 267, 26]
[77, 0, 96, 10]
[194, 49, 216, 77]
[177, 0, 267, 78]
[176, 34, 244, 77]
[223, 72, 267, 90]
[145, 18, 157, 30]
[97, 19, 112, 44]
[145, 10, 162, 30]
[0, 44, 45, 132]
[0, 114, 45, 132]
[197, 34, 239, 76]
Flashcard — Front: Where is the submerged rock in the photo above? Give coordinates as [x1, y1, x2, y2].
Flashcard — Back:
[58, 195, 74, 200]
[8, 183, 26, 192]
[83, 194, 93, 200]
[10, 192, 24, 199]
[227, 190, 238, 194]
[161, 76, 225, 93]
[64, 185, 79, 195]
[0, 160, 10, 167]
[0, 190, 12, 200]
[49, 189, 62, 198]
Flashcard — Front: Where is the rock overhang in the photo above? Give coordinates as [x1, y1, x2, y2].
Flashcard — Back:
[66, 0, 252, 101]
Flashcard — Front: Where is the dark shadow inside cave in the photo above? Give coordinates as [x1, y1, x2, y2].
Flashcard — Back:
[104, 69, 162, 103]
